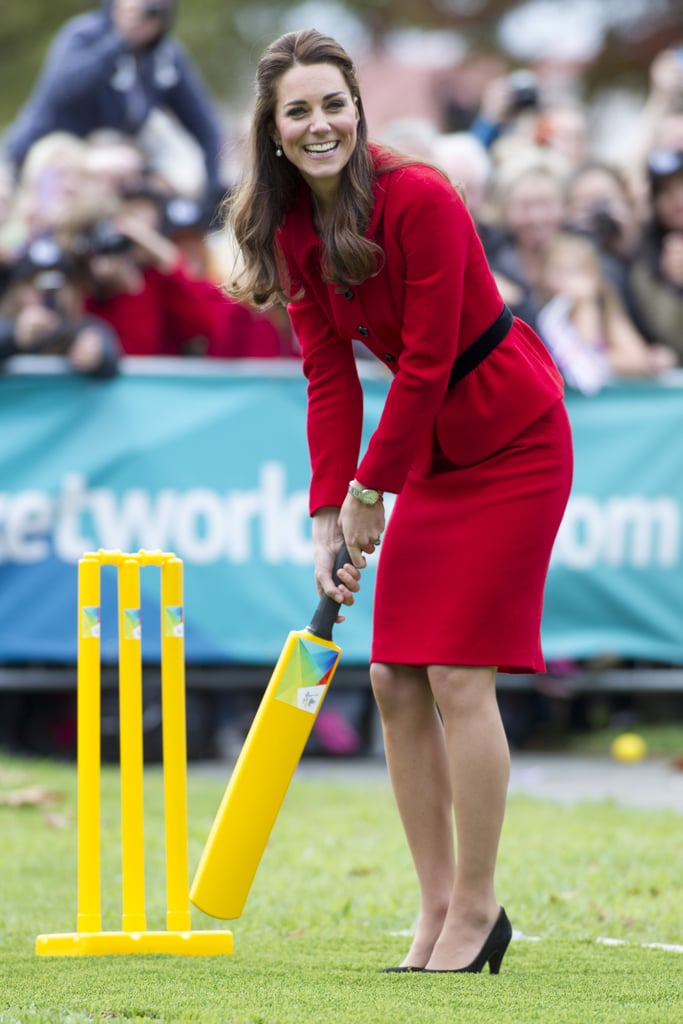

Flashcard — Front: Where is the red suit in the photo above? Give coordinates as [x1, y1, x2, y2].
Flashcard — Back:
[278, 150, 573, 672]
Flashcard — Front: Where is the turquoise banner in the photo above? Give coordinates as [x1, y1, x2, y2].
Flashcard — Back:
[1, 359, 682, 665]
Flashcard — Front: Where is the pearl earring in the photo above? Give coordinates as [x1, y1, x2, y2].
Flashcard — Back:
[275, 143, 283, 157]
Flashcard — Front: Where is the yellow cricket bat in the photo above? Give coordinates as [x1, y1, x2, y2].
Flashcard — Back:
[189, 545, 351, 920]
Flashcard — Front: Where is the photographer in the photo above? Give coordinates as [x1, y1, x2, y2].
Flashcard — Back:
[628, 149, 683, 362]
[469, 70, 541, 151]
[3, 1, 225, 210]
[0, 235, 121, 377]
[565, 160, 644, 322]
[64, 205, 224, 356]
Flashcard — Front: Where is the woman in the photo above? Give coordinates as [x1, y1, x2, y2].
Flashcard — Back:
[227, 29, 573, 974]
[486, 146, 570, 331]
[537, 229, 675, 393]
[628, 149, 683, 362]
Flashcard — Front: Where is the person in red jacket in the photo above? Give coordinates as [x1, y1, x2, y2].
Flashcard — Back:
[226, 29, 573, 974]
[58, 203, 223, 356]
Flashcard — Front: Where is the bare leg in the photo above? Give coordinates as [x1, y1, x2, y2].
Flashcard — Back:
[371, 663, 455, 968]
[424, 665, 510, 971]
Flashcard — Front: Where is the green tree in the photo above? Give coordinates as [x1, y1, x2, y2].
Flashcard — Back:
[1, 1, 681, 140]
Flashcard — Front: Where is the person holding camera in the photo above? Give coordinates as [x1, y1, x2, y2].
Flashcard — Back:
[3, 1, 224, 211]
[0, 235, 120, 377]
[64, 204, 224, 357]
[468, 70, 541, 152]
[628, 149, 683, 362]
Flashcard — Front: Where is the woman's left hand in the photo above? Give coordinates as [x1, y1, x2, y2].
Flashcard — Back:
[339, 491, 385, 569]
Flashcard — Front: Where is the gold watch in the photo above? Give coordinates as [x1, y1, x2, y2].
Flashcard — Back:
[348, 483, 384, 506]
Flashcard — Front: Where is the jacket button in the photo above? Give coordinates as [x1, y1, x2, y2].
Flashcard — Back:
[358, 325, 369, 337]
[384, 353, 396, 363]
[344, 289, 354, 300]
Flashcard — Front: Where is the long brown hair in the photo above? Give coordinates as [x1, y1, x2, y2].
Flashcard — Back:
[226, 29, 392, 307]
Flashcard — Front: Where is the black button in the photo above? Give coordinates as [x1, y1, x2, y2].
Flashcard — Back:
[344, 289, 354, 300]
[384, 353, 396, 363]
[358, 326, 369, 337]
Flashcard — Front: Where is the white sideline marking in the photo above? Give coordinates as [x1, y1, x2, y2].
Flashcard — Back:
[386, 930, 683, 953]
[598, 937, 683, 953]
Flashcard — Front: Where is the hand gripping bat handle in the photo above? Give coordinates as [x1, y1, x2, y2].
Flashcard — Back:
[307, 543, 352, 642]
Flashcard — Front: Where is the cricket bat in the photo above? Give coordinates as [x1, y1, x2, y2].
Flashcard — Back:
[189, 545, 352, 920]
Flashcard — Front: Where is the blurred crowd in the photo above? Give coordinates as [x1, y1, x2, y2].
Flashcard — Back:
[375, 45, 683, 394]
[0, 0, 299, 377]
[0, 1, 682, 394]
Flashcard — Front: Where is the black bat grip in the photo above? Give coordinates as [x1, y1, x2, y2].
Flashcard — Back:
[307, 543, 352, 641]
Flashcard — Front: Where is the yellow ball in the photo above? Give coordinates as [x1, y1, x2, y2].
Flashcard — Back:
[610, 732, 647, 762]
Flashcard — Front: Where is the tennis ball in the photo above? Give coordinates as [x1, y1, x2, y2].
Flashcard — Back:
[610, 732, 647, 762]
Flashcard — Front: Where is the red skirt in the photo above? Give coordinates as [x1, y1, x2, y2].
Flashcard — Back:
[371, 400, 573, 673]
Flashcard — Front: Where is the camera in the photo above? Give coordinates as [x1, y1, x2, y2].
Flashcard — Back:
[507, 71, 539, 112]
[33, 270, 68, 312]
[142, 1, 168, 18]
[9, 236, 77, 289]
[87, 221, 133, 257]
[588, 203, 622, 246]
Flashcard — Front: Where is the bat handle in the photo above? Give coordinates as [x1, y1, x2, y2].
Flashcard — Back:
[307, 543, 352, 641]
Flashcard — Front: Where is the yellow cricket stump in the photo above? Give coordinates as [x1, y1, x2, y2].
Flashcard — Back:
[36, 549, 233, 957]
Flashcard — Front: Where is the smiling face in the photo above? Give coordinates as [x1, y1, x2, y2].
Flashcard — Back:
[503, 171, 565, 252]
[272, 62, 359, 204]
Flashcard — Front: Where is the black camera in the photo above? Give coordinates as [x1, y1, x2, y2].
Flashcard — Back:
[507, 71, 539, 112]
[142, 1, 168, 18]
[33, 270, 68, 312]
[9, 235, 77, 289]
[87, 221, 133, 257]
[588, 203, 622, 246]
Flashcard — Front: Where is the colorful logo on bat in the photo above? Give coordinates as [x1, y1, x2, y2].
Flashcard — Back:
[274, 634, 339, 714]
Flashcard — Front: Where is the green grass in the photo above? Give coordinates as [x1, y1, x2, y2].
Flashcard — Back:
[564, 722, 683, 760]
[1, 752, 682, 1023]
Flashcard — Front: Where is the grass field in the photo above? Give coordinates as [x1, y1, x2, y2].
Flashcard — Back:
[1, 751, 682, 1024]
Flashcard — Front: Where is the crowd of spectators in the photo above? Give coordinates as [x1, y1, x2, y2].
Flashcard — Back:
[1, 5, 682, 388]
[0, 0, 300, 375]
[385, 46, 683, 395]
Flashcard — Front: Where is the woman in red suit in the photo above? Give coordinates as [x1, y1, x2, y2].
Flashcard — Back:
[227, 29, 573, 974]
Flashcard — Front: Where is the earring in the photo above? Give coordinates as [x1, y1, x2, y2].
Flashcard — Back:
[275, 143, 283, 157]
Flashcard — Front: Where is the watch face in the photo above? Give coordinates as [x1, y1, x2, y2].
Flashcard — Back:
[359, 489, 380, 505]
[349, 483, 382, 505]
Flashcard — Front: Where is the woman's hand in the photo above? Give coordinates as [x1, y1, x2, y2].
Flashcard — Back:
[13, 306, 60, 349]
[312, 508, 363, 619]
[338, 486, 385, 569]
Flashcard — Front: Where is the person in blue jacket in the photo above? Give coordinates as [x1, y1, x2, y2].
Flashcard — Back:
[4, 0, 224, 208]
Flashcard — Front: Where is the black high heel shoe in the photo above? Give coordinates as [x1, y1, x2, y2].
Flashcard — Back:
[424, 907, 512, 975]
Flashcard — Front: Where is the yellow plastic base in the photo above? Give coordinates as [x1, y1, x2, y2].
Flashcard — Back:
[35, 930, 233, 957]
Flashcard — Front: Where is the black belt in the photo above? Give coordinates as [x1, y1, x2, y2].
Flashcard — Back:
[447, 304, 514, 390]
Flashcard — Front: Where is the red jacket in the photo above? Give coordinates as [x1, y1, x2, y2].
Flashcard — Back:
[278, 149, 564, 513]
[85, 264, 221, 356]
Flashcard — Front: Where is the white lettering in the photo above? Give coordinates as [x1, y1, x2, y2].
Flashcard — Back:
[553, 496, 604, 569]
[1, 479, 677, 572]
[175, 489, 225, 564]
[2, 491, 53, 562]
[552, 496, 680, 569]
[53, 473, 91, 560]
[603, 497, 679, 568]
